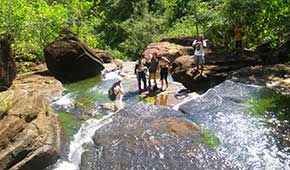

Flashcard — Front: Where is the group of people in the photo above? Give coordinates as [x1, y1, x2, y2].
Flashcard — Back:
[110, 23, 244, 111]
[134, 52, 170, 93]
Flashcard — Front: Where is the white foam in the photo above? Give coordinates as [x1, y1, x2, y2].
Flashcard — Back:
[53, 160, 78, 170]
[53, 114, 114, 170]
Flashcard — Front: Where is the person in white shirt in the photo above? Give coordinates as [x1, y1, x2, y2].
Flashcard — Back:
[113, 76, 124, 111]
[192, 35, 207, 76]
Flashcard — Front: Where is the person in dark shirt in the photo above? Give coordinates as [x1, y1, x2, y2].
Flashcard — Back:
[134, 55, 147, 93]
[148, 52, 159, 90]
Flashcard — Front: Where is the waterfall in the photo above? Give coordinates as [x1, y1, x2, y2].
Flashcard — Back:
[53, 115, 114, 170]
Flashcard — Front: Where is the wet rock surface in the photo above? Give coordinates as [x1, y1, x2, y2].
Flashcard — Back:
[0, 65, 65, 170]
[0, 36, 16, 91]
[178, 80, 290, 170]
[80, 102, 236, 170]
[118, 61, 198, 107]
[44, 29, 104, 82]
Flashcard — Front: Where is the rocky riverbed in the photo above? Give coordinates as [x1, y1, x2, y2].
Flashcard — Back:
[0, 64, 65, 170]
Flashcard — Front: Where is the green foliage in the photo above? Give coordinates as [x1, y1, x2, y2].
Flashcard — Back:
[18, 62, 31, 73]
[201, 129, 221, 149]
[245, 98, 276, 115]
[1, 0, 289, 61]
[0, 90, 13, 114]
[245, 88, 290, 120]
[190, 122, 221, 148]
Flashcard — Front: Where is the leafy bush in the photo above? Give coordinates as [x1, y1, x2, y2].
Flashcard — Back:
[1, 0, 289, 61]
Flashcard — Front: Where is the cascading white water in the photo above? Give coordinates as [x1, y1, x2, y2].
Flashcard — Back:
[177, 80, 290, 169]
[51, 71, 122, 170]
[53, 114, 114, 170]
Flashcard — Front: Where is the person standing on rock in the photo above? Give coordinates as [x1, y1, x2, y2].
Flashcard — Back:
[148, 52, 159, 91]
[157, 56, 170, 91]
[135, 55, 147, 93]
[234, 22, 244, 50]
[192, 35, 207, 76]
[113, 76, 124, 112]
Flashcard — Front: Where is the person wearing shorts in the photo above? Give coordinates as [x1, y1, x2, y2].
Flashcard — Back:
[192, 35, 207, 75]
[157, 56, 170, 91]
[148, 52, 158, 89]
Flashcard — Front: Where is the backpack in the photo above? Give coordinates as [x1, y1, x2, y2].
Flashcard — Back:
[108, 84, 118, 101]
[195, 42, 201, 51]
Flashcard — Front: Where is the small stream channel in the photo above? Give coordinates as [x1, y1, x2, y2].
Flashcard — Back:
[48, 71, 289, 170]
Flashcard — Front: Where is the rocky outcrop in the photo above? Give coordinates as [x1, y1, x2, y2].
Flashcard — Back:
[0, 65, 64, 170]
[255, 40, 290, 65]
[44, 29, 105, 82]
[229, 64, 290, 95]
[161, 36, 195, 46]
[80, 102, 235, 170]
[170, 51, 262, 92]
[142, 40, 262, 92]
[0, 36, 16, 91]
[92, 49, 113, 63]
[143, 42, 186, 62]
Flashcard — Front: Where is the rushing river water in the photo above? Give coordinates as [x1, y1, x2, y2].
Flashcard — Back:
[178, 80, 290, 170]
[48, 71, 290, 170]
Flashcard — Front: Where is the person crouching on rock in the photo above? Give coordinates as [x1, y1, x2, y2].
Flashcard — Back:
[148, 52, 159, 91]
[192, 35, 207, 76]
[134, 55, 147, 93]
[113, 76, 124, 112]
[157, 56, 170, 91]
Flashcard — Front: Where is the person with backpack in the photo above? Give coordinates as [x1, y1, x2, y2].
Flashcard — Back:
[192, 35, 207, 76]
[108, 76, 124, 112]
[148, 52, 159, 91]
[157, 55, 170, 91]
[134, 55, 147, 93]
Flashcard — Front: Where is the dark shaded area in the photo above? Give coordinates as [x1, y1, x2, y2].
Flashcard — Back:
[0, 35, 16, 91]
[255, 40, 290, 65]
[33, 70, 53, 77]
[161, 36, 195, 46]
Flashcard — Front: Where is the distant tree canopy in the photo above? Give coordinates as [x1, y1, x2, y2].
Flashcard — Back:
[0, 0, 289, 61]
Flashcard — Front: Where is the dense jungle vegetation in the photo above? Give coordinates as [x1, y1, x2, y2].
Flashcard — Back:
[0, 0, 289, 61]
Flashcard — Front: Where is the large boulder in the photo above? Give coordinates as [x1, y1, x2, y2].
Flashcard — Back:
[80, 102, 236, 170]
[171, 51, 262, 92]
[44, 29, 105, 82]
[0, 65, 65, 170]
[143, 42, 187, 62]
[0, 90, 64, 170]
[0, 36, 16, 91]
